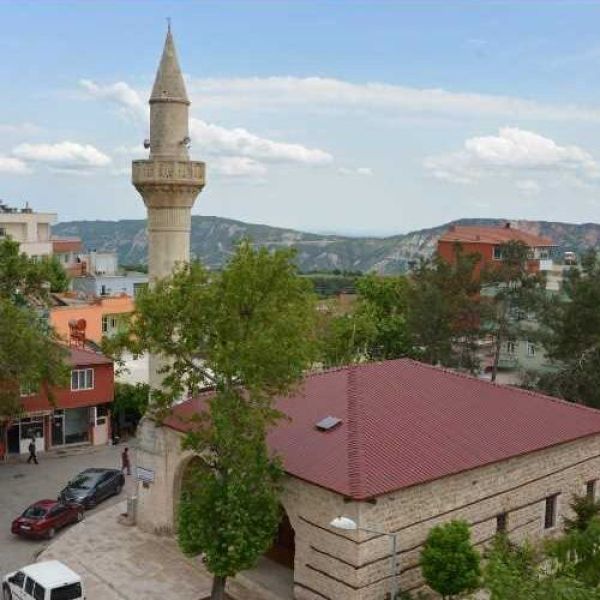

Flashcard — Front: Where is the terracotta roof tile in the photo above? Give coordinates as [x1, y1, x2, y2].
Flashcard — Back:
[166, 359, 600, 499]
[439, 225, 555, 247]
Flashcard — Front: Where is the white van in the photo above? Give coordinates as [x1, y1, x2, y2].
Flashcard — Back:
[2, 560, 84, 600]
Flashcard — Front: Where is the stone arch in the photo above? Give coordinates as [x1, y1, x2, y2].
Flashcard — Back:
[172, 450, 204, 529]
[265, 505, 296, 569]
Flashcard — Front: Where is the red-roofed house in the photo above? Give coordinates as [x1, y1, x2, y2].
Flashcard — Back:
[437, 222, 557, 278]
[135, 359, 600, 599]
[4, 347, 114, 456]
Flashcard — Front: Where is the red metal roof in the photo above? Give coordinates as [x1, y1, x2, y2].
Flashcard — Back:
[51, 238, 82, 253]
[165, 359, 600, 500]
[439, 225, 555, 247]
[68, 346, 113, 367]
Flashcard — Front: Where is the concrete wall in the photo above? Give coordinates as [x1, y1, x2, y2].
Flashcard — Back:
[135, 419, 600, 600]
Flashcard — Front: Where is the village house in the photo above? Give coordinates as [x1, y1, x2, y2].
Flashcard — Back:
[3, 347, 114, 457]
[134, 358, 600, 599]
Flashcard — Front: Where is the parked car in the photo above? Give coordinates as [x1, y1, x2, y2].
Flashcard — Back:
[11, 500, 83, 540]
[59, 468, 124, 509]
[2, 560, 84, 600]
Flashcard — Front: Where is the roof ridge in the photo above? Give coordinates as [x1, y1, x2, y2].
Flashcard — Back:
[346, 365, 363, 499]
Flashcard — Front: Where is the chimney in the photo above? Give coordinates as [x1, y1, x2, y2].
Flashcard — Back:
[504, 222, 511, 229]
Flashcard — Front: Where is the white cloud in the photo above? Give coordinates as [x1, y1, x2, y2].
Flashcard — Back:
[189, 118, 332, 165]
[79, 79, 147, 122]
[186, 76, 600, 122]
[338, 166, 373, 176]
[424, 127, 600, 185]
[0, 156, 29, 174]
[13, 142, 112, 170]
[79, 79, 334, 175]
[212, 156, 268, 177]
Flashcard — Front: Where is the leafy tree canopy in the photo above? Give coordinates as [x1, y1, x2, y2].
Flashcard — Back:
[109, 241, 317, 600]
[421, 520, 481, 599]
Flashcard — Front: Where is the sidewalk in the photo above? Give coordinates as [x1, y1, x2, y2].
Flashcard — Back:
[39, 502, 288, 600]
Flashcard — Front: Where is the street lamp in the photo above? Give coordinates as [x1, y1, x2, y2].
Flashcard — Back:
[330, 516, 398, 600]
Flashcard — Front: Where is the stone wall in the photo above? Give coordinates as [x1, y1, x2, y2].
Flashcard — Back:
[135, 419, 600, 600]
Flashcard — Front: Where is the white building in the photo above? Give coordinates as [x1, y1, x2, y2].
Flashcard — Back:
[0, 201, 56, 258]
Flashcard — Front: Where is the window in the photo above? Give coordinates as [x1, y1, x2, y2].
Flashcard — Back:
[587, 480, 596, 501]
[101, 315, 108, 333]
[496, 512, 508, 533]
[20, 417, 43, 440]
[51, 582, 83, 600]
[527, 341, 536, 357]
[71, 368, 94, 391]
[25, 577, 34, 595]
[9, 571, 25, 588]
[545, 495, 558, 529]
[506, 341, 516, 355]
[97, 404, 109, 418]
[493, 246, 503, 260]
[20, 382, 37, 396]
[133, 282, 148, 298]
[0, 226, 6, 237]
[33, 582, 46, 600]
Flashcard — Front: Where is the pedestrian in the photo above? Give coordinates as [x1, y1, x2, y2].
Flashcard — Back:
[27, 437, 38, 465]
[121, 446, 131, 475]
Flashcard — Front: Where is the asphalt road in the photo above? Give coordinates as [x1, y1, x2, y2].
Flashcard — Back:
[0, 444, 136, 577]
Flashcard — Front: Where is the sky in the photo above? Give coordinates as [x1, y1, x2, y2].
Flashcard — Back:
[3, 1, 600, 236]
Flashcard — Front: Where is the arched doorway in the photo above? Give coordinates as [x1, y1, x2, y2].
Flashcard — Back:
[266, 509, 295, 569]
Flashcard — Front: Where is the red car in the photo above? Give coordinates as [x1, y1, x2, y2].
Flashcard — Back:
[11, 499, 84, 539]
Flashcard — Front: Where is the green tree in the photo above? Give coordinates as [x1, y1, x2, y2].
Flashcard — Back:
[480, 240, 546, 383]
[535, 251, 600, 407]
[0, 238, 68, 302]
[547, 517, 600, 588]
[109, 241, 317, 599]
[421, 520, 480, 599]
[0, 239, 70, 439]
[319, 274, 411, 367]
[408, 248, 481, 371]
[483, 534, 600, 600]
[563, 494, 600, 533]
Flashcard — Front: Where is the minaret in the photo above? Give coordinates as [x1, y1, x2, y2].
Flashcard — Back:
[132, 26, 205, 390]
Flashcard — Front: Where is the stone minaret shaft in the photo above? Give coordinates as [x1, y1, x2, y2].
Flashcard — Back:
[132, 26, 205, 390]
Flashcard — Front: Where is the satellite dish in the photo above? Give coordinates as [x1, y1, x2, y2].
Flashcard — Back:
[182, 136, 191, 148]
[143, 139, 151, 149]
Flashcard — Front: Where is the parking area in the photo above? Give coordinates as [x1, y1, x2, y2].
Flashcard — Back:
[0, 444, 136, 576]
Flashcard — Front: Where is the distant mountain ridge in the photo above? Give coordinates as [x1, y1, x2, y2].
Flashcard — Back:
[52, 216, 600, 274]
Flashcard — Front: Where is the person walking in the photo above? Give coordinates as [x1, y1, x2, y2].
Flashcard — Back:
[27, 437, 38, 464]
[121, 447, 131, 476]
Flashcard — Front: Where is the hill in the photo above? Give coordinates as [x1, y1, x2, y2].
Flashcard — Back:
[52, 216, 600, 274]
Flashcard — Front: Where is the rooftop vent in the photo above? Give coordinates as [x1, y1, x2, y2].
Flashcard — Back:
[315, 416, 342, 432]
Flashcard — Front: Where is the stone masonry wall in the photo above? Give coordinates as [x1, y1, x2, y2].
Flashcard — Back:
[135, 419, 600, 600]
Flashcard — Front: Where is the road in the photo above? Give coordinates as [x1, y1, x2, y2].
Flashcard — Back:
[0, 444, 136, 576]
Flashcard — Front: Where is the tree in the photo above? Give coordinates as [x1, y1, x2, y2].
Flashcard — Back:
[480, 240, 546, 383]
[0, 238, 69, 427]
[112, 382, 150, 435]
[109, 241, 317, 599]
[0, 238, 68, 302]
[534, 251, 600, 407]
[318, 274, 411, 367]
[483, 534, 600, 600]
[420, 520, 480, 599]
[547, 516, 600, 588]
[563, 494, 600, 533]
[408, 249, 481, 371]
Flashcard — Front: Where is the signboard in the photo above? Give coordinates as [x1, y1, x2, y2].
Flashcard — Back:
[136, 466, 155, 483]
